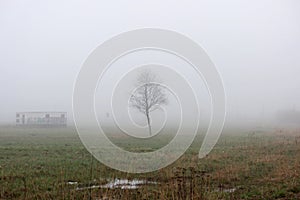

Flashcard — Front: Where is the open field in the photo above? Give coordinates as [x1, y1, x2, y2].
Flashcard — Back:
[0, 126, 300, 199]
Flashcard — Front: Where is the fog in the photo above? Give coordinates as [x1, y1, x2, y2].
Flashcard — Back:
[1, 0, 300, 130]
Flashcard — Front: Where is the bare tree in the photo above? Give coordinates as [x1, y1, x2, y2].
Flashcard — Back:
[130, 70, 168, 136]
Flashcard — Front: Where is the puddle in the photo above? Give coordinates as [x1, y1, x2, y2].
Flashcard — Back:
[70, 178, 158, 190]
[223, 188, 236, 193]
[67, 181, 78, 185]
[70, 179, 237, 193]
[215, 187, 237, 193]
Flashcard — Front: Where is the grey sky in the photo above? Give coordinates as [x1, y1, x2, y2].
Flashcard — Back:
[1, 0, 300, 127]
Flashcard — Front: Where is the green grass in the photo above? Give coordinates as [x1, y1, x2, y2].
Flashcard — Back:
[0, 126, 300, 199]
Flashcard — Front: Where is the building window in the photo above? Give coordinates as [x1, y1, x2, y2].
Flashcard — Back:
[16, 113, 20, 117]
[45, 114, 50, 118]
[61, 114, 65, 118]
[16, 119, 20, 123]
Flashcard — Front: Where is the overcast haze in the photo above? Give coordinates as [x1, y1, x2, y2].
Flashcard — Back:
[1, 1, 300, 128]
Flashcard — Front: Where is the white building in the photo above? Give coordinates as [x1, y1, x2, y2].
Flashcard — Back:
[16, 112, 67, 127]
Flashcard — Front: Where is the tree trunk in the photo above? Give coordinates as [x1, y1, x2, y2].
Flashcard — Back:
[144, 84, 152, 136]
[146, 113, 152, 136]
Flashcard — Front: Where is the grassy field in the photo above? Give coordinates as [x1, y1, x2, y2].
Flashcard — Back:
[0, 126, 300, 199]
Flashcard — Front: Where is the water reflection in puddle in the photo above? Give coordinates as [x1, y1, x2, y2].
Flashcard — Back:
[69, 179, 158, 190]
